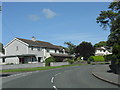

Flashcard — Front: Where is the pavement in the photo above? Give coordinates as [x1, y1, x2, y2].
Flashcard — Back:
[92, 64, 120, 86]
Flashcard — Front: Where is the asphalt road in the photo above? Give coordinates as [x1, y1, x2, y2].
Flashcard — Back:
[2, 65, 118, 89]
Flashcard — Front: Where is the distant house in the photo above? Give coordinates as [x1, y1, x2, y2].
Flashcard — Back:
[2, 37, 72, 64]
[95, 46, 112, 56]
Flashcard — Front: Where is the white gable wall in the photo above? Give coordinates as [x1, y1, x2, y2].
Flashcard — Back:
[5, 39, 28, 56]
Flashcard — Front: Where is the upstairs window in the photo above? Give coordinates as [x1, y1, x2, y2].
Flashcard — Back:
[38, 48, 40, 51]
[47, 49, 50, 52]
[16, 46, 18, 51]
[31, 47, 33, 50]
[37, 47, 42, 51]
[55, 50, 57, 53]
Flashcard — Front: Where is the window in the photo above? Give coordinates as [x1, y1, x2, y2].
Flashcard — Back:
[47, 49, 50, 52]
[3, 58, 5, 63]
[38, 48, 40, 51]
[55, 50, 57, 53]
[16, 46, 18, 51]
[38, 47, 42, 51]
[31, 47, 33, 50]
[31, 58, 34, 62]
[38, 57, 41, 62]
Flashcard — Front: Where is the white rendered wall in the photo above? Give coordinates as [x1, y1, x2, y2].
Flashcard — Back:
[5, 57, 19, 64]
[5, 39, 28, 56]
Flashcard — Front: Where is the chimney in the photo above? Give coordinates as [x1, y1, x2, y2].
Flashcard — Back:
[32, 36, 36, 41]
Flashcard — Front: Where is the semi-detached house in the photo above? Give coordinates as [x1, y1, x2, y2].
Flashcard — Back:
[2, 37, 72, 64]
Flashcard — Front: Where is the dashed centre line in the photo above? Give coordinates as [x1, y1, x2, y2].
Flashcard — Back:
[53, 86, 57, 90]
[51, 77, 54, 83]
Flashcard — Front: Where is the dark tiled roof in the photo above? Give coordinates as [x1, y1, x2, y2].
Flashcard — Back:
[50, 53, 72, 58]
[96, 48, 105, 50]
[17, 38, 62, 50]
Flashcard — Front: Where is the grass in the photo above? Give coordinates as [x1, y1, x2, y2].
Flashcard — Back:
[1, 64, 86, 73]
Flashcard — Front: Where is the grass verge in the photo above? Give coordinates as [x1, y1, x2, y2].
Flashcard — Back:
[1, 64, 86, 73]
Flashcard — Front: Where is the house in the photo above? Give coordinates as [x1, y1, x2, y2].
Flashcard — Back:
[2, 37, 72, 64]
[95, 46, 112, 56]
[0, 52, 5, 64]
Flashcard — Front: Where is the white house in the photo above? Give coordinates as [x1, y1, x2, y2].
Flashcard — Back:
[95, 46, 112, 56]
[2, 37, 72, 64]
[0, 52, 5, 64]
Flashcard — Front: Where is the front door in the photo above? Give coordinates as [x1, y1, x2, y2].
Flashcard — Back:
[19, 58, 25, 64]
[38, 57, 41, 62]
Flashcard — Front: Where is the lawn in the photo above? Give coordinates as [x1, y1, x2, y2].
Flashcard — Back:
[1, 64, 86, 73]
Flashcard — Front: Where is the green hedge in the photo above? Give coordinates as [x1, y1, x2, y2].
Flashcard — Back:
[45, 57, 55, 66]
[66, 59, 74, 64]
[88, 56, 105, 62]
[104, 54, 113, 62]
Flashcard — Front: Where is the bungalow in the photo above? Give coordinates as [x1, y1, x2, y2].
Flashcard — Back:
[95, 46, 112, 56]
[2, 37, 72, 64]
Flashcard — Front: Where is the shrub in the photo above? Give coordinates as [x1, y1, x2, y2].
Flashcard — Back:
[45, 57, 55, 66]
[69, 60, 74, 64]
[77, 57, 82, 61]
[104, 54, 113, 62]
[6, 63, 14, 65]
[88, 56, 105, 62]
[66, 59, 74, 64]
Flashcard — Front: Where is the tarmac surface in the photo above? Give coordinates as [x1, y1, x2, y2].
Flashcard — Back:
[2, 65, 118, 89]
[92, 64, 120, 86]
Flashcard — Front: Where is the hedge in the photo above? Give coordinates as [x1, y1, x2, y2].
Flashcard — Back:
[45, 57, 55, 66]
[88, 56, 105, 62]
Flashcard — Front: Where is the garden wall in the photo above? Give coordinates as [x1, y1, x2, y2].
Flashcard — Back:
[50, 62, 69, 66]
[1, 63, 45, 70]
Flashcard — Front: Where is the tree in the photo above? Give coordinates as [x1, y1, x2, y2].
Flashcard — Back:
[64, 41, 76, 55]
[96, 1, 120, 73]
[0, 42, 4, 53]
[94, 41, 107, 47]
[0, 6, 1, 11]
[75, 41, 95, 60]
[96, 1, 120, 47]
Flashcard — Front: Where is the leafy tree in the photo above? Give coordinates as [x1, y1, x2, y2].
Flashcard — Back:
[96, 1, 120, 73]
[45, 57, 55, 66]
[94, 41, 107, 47]
[75, 41, 95, 60]
[0, 6, 1, 11]
[96, 1, 120, 47]
[64, 41, 76, 55]
[0, 42, 4, 53]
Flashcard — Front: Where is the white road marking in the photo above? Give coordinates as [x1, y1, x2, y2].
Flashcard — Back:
[51, 77, 54, 83]
[55, 73, 61, 76]
[53, 86, 57, 90]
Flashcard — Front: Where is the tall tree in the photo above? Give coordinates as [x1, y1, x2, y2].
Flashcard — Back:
[64, 41, 76, 55]
[94, 41, 107, 47]
[96, 1, 120, 47]
[0, 6, 1, 11]
[75, 41, 95, 60]
[96, 1, 120, 73]
[0, 42, 4, 53]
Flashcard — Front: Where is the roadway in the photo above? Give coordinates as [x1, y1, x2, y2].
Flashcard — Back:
[2, 65, 118, 89]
